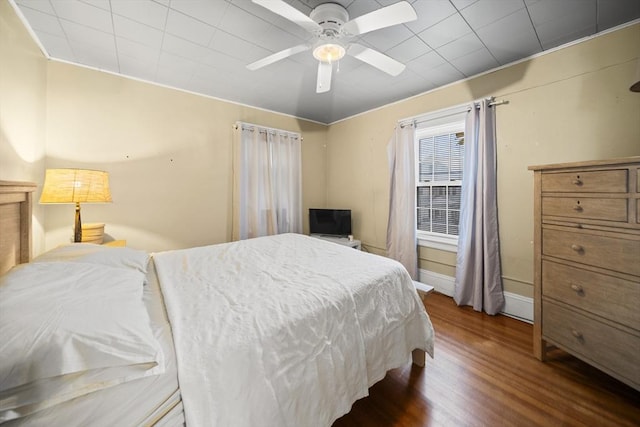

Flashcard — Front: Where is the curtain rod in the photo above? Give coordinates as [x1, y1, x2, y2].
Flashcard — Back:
[484, 99, 509, 108]
[234, 122, 302, 141]
[399, 97, 509, 128]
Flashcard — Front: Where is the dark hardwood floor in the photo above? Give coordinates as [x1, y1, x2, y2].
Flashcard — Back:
[333, 292, 640, 427]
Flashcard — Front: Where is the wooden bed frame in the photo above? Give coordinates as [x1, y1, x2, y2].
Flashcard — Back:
[0, 181, 36, 275]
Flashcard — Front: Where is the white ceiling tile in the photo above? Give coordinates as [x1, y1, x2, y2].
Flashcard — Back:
[407, 50, 447, 79]
[162, 33, 209, 62]
[209, 30, 272, 63]
[459, 0, 525, 29]
[418, 13, 472, 49]
[17, 6, 65, 37]
[81, 0, 111, 11]
[156, 51, 198, 86]
[60, 19, 115, 50]
[116, 37, 160, 63]
[201, 45, 261, 74]
[218, 4, 304, 51]
[360, 24, 414, 53]
[326, 62, 367, 88]
[596, 0, 640, 31]
[165, 9, 216, 46]
[155, 71, 191, 90]
[257, 54, 309, 80]
[528, 0, 596, 49]
[381, 70, 432, 97]
[424, 61, 465, 86]
[231, 0, 311, 40]
[386, 35, 432, 63]
[192, 63, 224, 83]
[51, 0, 113, 34]
[111, 0, 168, 29]
[118, 53, 158, 81]
[405, 1, 458, 34]
[476, 8, 541, 64]
[35, 32, 75, 60]
[154, 0, 170, 7]
[15, 0, 56, 15]
[70, 39, 118, 71]
[450, 0, 479, 11]
[157, 50, 199, 72]
[448, 47, 500, 77]
[113, 14, 164, 49]
[437, 32, 485, 62]
[168, 0, 230, 28]
[527, 0, 588, 24]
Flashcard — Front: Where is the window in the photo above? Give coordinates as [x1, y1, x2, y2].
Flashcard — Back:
[415, 121, 464, 251]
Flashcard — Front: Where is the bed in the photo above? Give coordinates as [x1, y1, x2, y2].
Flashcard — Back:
[0, 180, 435, 426]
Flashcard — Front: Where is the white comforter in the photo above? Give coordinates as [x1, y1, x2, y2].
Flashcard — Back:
[154, 233, 434, 427]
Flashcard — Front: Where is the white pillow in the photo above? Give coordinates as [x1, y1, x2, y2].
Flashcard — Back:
[0, 261, 164, 422]
[32, 243, 150, 274]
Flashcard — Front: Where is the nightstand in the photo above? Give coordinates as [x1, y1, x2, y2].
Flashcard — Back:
[102, 240, 126, 247]
[310, 234, 361, 250]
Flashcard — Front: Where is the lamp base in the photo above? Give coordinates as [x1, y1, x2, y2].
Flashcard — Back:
[74, 202, 82, 242]
[81, 223, 105, 244]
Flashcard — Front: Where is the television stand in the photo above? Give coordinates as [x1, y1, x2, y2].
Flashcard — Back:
[310, 234, 361, 250]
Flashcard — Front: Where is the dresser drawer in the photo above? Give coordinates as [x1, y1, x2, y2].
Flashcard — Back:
[541, 169, 627, 193]
[542, 302, 639, 387]
[542, 260, 639, 327]
[543, 228, 640, 276]
[542, 197, 627, 222]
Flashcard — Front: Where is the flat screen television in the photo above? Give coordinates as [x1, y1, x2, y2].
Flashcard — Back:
[309, 208, 352, 237]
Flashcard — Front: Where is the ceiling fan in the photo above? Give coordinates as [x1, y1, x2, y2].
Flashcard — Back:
[246, 0, 418, 93]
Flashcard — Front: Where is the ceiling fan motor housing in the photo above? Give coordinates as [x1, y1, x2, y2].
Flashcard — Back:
[310, 3, 349, 38]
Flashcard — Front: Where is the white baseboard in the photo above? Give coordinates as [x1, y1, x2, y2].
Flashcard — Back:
[418, 269, 533, 323]
[419, 269, 455, 297]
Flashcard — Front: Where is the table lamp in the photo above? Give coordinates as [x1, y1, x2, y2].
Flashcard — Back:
[40, 169, 112, 242]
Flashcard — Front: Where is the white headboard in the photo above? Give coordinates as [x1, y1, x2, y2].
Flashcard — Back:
[0, 181, 36, 275]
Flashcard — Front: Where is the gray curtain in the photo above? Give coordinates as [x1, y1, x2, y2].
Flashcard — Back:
[387, 124, 417, 279]
[454, 99, 505, 315]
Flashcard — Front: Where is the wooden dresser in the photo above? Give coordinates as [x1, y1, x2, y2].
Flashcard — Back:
[529, 157, 639, 390]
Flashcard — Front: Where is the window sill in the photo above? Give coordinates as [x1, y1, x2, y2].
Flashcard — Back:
[417, 235, 458, 253]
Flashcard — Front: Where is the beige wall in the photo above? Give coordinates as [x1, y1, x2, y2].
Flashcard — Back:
[44, 62, 327, 251]
[0, 0, 47, 255]
[326, 24, 640, 298]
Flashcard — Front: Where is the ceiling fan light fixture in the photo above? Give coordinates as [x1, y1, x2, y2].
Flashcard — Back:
[313, 43, 345, 63]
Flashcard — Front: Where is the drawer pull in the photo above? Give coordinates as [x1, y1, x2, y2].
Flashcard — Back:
[572, 205, 583, 212]
[570, 283, 584, 295]
[572, 179, 582, 186]
[571, 329, 583, 340]
[570, 244, 584, 252]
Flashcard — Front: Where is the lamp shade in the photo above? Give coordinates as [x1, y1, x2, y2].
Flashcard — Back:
[40, 169, 112, 204]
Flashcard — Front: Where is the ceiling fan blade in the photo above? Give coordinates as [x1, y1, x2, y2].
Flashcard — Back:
[252, 0, 322, 33]
[342, 1, 417, 36]
[247, 44, 310, 70]
[316, 61, 332, 93]
[348, 43, 405, 76]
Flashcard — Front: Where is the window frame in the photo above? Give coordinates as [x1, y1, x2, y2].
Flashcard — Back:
[415, 121, 465, 253]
